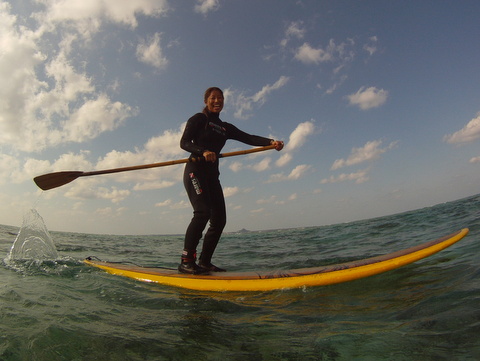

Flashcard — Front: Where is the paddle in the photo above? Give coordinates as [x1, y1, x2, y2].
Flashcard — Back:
[34, 145, 276, 191]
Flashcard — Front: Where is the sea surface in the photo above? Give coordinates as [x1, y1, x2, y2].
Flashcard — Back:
[1, 194, 479, 361]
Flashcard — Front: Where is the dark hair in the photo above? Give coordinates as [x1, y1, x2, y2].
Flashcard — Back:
[203, 87, 223, 114]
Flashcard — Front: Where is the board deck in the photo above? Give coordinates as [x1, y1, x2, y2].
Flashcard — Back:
[84, 228, 468, 292]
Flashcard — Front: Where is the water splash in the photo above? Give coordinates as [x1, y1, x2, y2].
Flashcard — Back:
[6, 209, 58, 261]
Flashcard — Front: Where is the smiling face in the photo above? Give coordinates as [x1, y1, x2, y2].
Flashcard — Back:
[205, 89, 224, 113]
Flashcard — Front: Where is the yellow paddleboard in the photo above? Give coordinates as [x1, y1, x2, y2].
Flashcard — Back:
[84, 228, 468, 292]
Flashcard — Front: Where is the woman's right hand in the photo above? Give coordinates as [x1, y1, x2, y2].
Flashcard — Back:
[271, 140, 284, 151]
[203, 150, 217, 162]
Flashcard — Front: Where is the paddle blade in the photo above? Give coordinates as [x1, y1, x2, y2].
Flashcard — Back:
[34, 171, 84, 191]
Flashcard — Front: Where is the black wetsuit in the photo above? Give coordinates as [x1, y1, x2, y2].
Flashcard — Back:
[180, 111, 272, 265]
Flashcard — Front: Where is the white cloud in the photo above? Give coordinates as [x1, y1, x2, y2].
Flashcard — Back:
[133, 180, 175, 191]
[252, 77, 290, 104]
[295, 42, 333, 64]
[65, 183, 131, 203]
[324, 74, 348, 95]
[169, 200, 190, 210]
[281, 21, 305, 47]
[229, 161, 243, 173]
[225, 76, 289, 119]
[25, 123, 186, 202]
[20, 158, 51, 184]
[286, 21, 305, 38]
[294, 39, 354, 65]
[276, 153, 293, 167]
[0, 3, 140, 153]
[222, 120, 314, 174]
[469, 156, 480, 164]
[257, 195, 277, 204]
[194, 0, 220, 15]
[444, 112, 480, 145]
[292, 38, 356, 95]
[94, 206, 127, 217]
[251, 157, 271, 172]
[363, 36, 378, 56]
[227, 157, 271, 173]
[136, 32, 168, 70]
[285, 121, 315, 151]
[331, 140, 397, 170]
[50, 151, 93, 171]
[267, 164, 311, 183]
[95, 128, 184, 172]
[276, 120, 316, 167]
[63, 94, 136, 143]
[223, 186, 239, 198]
[20, 151, 93, 186]
[44, 53, 95, 103]
[282, 33, 359, 95]
[0, 154, 21, 185]
[347, 86, 388, 110]
[35, 0, 169, 36]
[155, 199, 172, 207]
[320, 169, 370, 184]
[289, 164, 311, 179]
[93, 124, 186, 187]
[144, 123, 187, 158]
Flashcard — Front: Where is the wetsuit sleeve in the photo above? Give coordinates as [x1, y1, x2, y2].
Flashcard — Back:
[225, 123, 273, 146]
[180, 113, 207, 156]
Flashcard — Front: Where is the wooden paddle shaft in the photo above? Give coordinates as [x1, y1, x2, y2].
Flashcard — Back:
[81, 145, 276, 177]
[34, 145, 276, 190]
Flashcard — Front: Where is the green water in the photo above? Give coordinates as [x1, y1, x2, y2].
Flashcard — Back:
[1, 195, 479, 360]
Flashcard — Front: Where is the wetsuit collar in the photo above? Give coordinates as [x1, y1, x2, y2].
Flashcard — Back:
[204, 110, 220, 120]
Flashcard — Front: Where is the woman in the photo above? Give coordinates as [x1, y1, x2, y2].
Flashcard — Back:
[179, 87, 284, 274]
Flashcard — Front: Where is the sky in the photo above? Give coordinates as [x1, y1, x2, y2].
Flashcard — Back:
[1, 0, 480, 235]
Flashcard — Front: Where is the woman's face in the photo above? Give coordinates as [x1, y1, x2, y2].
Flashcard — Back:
[205, 90, 224, 113]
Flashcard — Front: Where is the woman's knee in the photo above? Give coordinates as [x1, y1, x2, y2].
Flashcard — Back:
[210, 213, 226, 231]
[192, 209, 210, 225]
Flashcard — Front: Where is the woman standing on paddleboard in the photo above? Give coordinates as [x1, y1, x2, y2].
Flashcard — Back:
[179, 87, 284, 274]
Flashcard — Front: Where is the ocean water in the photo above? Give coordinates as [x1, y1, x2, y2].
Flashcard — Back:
[1, 195, 479, 361]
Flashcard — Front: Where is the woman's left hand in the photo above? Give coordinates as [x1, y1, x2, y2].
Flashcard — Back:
[271, 140, 284, 151]
[203, 150, 217, 162]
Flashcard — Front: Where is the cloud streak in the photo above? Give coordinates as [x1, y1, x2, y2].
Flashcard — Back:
[321, 169, 370, 184]
[331, 140, 398, 170]
[444, 112, 480, 145]
[136, 32, 168, 70]
[0, 2, 163, 153]
[225, 76, 289, 119]
[194, 0, 220, 15]
[35, 0, 169, 35]
[347, 86, 389, 110]
[276, 120, 316, 167]
[280, 21, 306, 47]
[267, 164, 312, 183]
